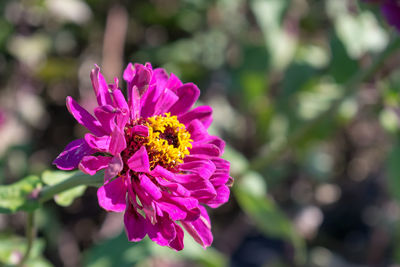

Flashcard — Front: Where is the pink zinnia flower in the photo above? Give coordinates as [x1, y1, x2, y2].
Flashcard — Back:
[53, 63, 232, 250]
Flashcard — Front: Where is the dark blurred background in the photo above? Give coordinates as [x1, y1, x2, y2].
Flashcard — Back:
[1, 0, 400, 266]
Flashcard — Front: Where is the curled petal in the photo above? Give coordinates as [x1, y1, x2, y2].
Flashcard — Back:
[131, 125, 149, 137]
[190, 143, 221, 157]
[94, 105, 120, 134]
[104, 154, 123, 180]
[85, 133, 110, 152]
[207, 185, 230, 208]
[130, 64, 152, 96]
[111, 88, 129, 111]
[139, 174, 162, 200]
[153, 175, 190, 197]
[140, 68, 169, 118]
[124, 204, 147, 242]
[179, 159, 216, 180]
[187, 119, 208, 142]
[79, 155, 111, 175]
[169, 83, 200, 115]
[178, 106, 213, 129]
[53, 138, 93, 170]
[150, 165, 176, 181]
[123, 63, 135, 83]
[153, 89, 178, 115]
[183, 179, 217, 203]
[209, 172, 230, 187]
[181, 206, 213, 248]
[97, 176, 127, 212]
[166, 73, 183, 92]
[156, 201, 187, 221]
[66, 97, 105, 136]
[147, 215, 176, 246]
[169, 223, 184, 251]
[127, 146, 150, 173]
[91, 65, 113, 106]
[109, 126, 126, 155]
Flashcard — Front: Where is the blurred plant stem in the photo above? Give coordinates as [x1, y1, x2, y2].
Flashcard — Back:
[39, 171, 104, 204]
[250, 34, 400, 173]
[18, 212, 35, 267]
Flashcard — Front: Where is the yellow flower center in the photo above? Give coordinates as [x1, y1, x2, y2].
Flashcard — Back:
[144, 113, 192, 169]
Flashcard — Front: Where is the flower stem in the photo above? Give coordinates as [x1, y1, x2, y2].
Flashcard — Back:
[18, 212, 35, 267]
[39, 171, 104, 204]
[250, 35, 400, 172]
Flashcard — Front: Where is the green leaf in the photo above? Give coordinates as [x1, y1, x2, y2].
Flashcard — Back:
[326, 0, 388, 58]
[150, 232, 228, 267]
[41, 170, 88, 207]
[0, 176, 42, 213]
[328, 35, 358, 84]
[0, 235, 52, 267]
[251, 0, 296, 70]
[84, 233, 151, 267]
[387, 139, 400, 202]
[234, 175, 306, 264]
[85, 231, 228, 267]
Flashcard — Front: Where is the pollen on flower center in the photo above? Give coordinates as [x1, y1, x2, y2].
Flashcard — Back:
[122, 113, 193, 172]
[145, 113, 193, 169]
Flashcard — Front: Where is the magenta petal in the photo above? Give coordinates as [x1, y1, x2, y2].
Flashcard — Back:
[97, 176, 127, 212]
[212, 157, 230, 171]
[147, 216, 176, 246]
[207, 185, 230, 208]
[153, 89, 179, 115]
[104, 154, 123, 180]
[156, 201, 187, 221]
[127, 146, 150, 173]
[123, 63, 135, 82]
[79, 155, 111, 175]
[139, 174, 162, 200]
[109, 126, 126, 155]
[124, 205, 147, 242]
[169, 83, 200, 115]
[84, 133, 110, 152]
[206, 136, 225, 154]
[166, 73, 183, 92]
[94, 105, 120, 134]
[179, 160, 216, 179]
[111, 88, 129, 111]
[173, 173, 201, 184]
[190, 143, 221, 157]
[187, 119, 208, 141]
[178, 106, 213, 128]
[131, 63, 152, 96]
[181, 206, 213, 248]
[167, 195, 199, 213]
[140, 68, 169, 118]
[53, 138, 93, 170]
[150, 165, 176, 181]
[183, 179, 217, 203]
[91, 65, 113, 106]
[66, 97, 105, 136]
[131, 125, 149, 137]
[153, 175, 190, 197]
[169, 223, 184, 251]
[127, 64, 152, 118]
[209, 172, 230, 187]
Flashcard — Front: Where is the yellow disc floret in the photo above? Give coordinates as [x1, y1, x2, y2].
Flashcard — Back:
[145, 113, 192, 169]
